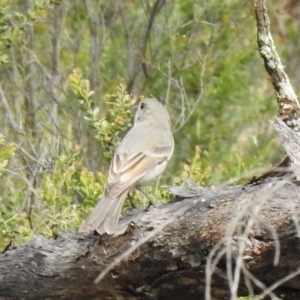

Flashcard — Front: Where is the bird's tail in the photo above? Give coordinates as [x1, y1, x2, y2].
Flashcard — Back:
[79, 192, 128, 234]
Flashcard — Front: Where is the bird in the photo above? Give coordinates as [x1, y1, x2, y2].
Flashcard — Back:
[79, 97, 174, 234]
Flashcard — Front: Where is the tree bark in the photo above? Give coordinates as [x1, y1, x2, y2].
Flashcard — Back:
[1, 177, 300, 300]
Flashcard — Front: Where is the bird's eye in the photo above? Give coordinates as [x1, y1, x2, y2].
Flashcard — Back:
[140, 102, 145, 110]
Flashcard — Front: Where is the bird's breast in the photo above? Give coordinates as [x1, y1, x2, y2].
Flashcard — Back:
[137, 160, 168, 186]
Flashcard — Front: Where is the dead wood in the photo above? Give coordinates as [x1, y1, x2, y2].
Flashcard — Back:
[1, 180, 300, 300]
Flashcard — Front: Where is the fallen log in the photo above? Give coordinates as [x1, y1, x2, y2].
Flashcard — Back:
[1, 178, 300, 300]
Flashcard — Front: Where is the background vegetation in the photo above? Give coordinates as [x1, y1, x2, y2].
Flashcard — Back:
[0, 0, 299, 249]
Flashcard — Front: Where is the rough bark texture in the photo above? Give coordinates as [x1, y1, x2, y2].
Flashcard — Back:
[1, 178, 300, 300]
[271, 118, 300, 167]
[248, 0, 300, 186]
[254, 0, 300, 128]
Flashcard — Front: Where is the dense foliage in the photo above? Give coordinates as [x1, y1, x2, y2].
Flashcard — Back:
[0, 0, 298, 248]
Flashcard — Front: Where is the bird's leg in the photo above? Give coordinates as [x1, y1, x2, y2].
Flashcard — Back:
[136, 186, 154, 211]
[127, 192, 136, 209]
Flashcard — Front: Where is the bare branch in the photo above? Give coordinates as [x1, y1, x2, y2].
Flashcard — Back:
[125, 0, 166, 93]
[84, 0, 100, 90]
[254, 0, 300, 128]
[23, 0, 38, 139]
[0, 83, 21, 133]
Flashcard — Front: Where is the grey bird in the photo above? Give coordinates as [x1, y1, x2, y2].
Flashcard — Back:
[79, 97, 174, 234]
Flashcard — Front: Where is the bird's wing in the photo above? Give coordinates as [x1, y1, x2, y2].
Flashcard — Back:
[106, 144, 173, 199]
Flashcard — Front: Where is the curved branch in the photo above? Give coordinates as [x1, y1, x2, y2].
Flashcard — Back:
[254, 0, 300, 126]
